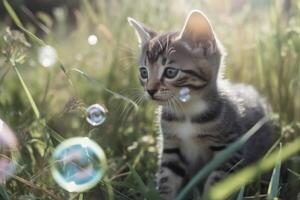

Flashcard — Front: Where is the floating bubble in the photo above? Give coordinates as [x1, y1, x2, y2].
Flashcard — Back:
[38, 45, 57, 67]
[0, 119, 18, 184]
[51, 137, 107, 192]
[179, 87, 191, 102]
[87, 35, 98, 45]
[86, 104, 107, 126]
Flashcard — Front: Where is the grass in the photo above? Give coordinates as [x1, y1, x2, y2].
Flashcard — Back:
[0, 0, 300, 199]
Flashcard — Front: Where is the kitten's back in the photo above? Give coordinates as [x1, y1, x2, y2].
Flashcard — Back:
[228, 83, 275, 164]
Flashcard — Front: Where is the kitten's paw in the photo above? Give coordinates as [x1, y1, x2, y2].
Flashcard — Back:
[156, 166, 184, 199]
[157, 176, 176, 200]
[204, 171, 226, 192]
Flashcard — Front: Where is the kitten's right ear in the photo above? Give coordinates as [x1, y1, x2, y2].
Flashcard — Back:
[128, 17, 155, 47]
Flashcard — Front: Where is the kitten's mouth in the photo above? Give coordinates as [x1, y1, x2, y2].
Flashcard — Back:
[147, 90, 171, 103]
[152, 97, 166, 102]
[151, 96, 170, 104]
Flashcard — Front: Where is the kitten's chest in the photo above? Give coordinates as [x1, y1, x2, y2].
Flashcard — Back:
[162, 120, 213, 170]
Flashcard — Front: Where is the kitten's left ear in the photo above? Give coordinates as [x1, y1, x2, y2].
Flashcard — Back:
[128, 17, 156, 47]
[178, 10, 217, 55]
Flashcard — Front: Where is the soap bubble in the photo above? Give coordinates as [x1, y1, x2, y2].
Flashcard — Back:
[86, 104, 107, 126]
[38, 45, 57, 67]
[87, 35, 98, 45]
[179, 87, 191, 102]
[51, 137, 107, 192]
[0, 119, 18, 184]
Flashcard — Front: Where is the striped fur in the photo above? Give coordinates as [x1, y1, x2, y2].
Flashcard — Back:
[129, 10, 275, 199]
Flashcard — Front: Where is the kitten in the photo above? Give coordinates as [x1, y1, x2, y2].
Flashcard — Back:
[128, 10, 274, 199]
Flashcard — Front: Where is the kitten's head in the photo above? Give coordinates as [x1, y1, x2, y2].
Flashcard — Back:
[128, 10, 224, 104]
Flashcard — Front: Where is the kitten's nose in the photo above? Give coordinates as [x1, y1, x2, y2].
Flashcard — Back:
[147, 90, 157, 97]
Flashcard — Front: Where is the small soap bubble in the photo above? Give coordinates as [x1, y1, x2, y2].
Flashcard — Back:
[87, 35, 98, 45]
[86, 104, 107, 126]
[179, 87, 191, 102]
[38, 45, 57, 67]
[51, 137, 107, 192]
[0, 119, 18, 184]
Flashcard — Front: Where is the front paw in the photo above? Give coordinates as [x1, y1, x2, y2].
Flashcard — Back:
[157, 176, 177, 200]
[203, 171, 226, 192]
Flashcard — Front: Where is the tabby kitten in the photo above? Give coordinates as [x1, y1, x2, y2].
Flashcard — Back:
[128, 10, 274, 199]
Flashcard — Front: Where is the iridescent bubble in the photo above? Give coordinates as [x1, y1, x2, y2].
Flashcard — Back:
[0, 119, 18, 184]
[87, 35, 98, 45]
[179, 87, 191, 102]
[86, 104, 107, 126]
[38, 45, 57, 67]
[51, 137, 107, 192]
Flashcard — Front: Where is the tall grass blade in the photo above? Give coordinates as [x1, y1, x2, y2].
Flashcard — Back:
[0, 186, 9, 200]
[236, 185, 245, 200]
[72, 68, 139, 111]
[128, 164, 147, 196]
[176, 117, 269, 200]
[45, 125, 64, 143]
[14, 66, 40, 119]
[3, 0, 46, 46]
[287, 168, 300, 179]
[3, 0, 23, 27]
[207, 137, 300, 200]
[103, 177, 114, 200]
[267, 144, 282, 199]
[18, 27, 46, 46]
[82, 0, 99, 24]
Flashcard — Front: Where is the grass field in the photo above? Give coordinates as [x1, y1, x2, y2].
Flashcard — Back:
[0, 0, 300, 199]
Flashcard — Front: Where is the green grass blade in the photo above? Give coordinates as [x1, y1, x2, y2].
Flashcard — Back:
[128, 164, 147, 195]
[3, 0, 23, 27]
[176, 117, 269, 200]
[102, 177, 114, 200]
[72, 68, 139, 111]
[287, 168, 300, 179]
[207, 137, 300, 200]
[0, 186, 9, 200]
[18, 26, 46, 46]
[236, 185, 245, 200]
[45, 125, 64, 143]
[14, 66, 40, 119]
[82, 0, 99, 24]
[3, 0, 46, 46]
[267, 144, 282, 200]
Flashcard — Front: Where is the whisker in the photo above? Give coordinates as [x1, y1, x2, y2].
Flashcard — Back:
[118, 55, 138, 62]
[169, 96, 177, 114]
[170, 92, 185, 114]
[119, 93, 145, 126]
[119, 93, 143, 115]
[119, 43, 139, 53]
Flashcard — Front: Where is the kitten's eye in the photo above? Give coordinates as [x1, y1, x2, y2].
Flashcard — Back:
[139, 67, 148, 79]
[164, 67, 179, 79]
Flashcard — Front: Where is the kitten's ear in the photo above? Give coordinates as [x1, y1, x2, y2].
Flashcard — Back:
[178, 10, 217, 55]
[128, 17, 156, 47]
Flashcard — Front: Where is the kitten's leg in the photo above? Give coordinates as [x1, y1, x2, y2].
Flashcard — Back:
[203, 170, 226, 192]
[157, 139, 188, 200]
[203, 152, 242, 192]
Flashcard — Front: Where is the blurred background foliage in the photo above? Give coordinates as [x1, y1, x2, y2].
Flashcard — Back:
[0, 0, 299, 199]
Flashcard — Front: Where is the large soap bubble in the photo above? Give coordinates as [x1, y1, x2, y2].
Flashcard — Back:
[0, 119, 18, 184]
[51, 137, 107, 192]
